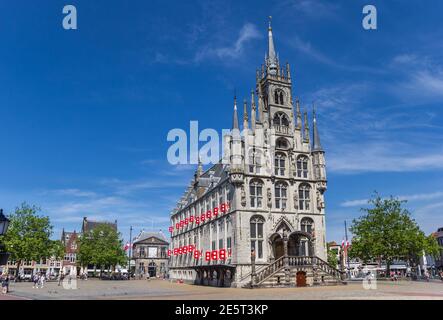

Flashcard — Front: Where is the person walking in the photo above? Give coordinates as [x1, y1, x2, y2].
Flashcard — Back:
[39, 273, 46, 288]
[32, 273, 39, 289]
[424, 270, 430, 282]
[1, 274, 9, 294]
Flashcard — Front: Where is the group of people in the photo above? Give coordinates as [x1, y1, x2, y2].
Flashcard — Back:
[32, 273, 46, 289]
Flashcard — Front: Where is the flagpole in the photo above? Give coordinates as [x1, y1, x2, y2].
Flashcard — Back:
[128, 226, 133, 279]
[344, 220, 350, 275]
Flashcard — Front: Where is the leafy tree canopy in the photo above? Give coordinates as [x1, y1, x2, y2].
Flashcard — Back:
[77, 224, 126, 272]
[349, 193, 440, 271]
[326, 242, 339, 269]
[0, 203, 53, 266]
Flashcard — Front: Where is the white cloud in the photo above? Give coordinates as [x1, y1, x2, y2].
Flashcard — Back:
[341, 191, 443, 207]
[279, 0, 338, 18]
[195, 23, 261, 62]
[289, 36, 384, 74]
[98, 177, 187, 195]
[390, 53, 443, 101]
[328, 143, 443, 174]
[340, 199, 369, 208]
[47, 188, 97, 198]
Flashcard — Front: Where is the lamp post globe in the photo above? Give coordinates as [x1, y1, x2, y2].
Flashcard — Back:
[0, 209, 10, 236]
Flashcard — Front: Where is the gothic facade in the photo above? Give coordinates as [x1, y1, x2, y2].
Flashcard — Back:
[169, 21, 336, 287]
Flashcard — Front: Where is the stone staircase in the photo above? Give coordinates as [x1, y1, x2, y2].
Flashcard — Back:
[243, 255, 345, 288]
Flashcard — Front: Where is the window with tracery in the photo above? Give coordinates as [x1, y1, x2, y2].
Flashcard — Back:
[297, 156, 309, 178]
[250, 216, 265, 259]
[274, 153, 286, 176]
[275, 182, 288, 209]
[249, 180, 263, 208]
[299, 184, 311, 211]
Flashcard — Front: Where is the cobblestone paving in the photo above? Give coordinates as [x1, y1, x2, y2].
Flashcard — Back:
[2, 279, 443, 300]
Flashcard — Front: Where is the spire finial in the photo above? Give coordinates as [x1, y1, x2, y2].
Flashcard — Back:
[267, 17, 277, 75]
[251, 89, 256, 108]
[296, 98, 302, 129]
[232, 94, 239, 130]
[250, 89, 256, 131]
[195, 155, 203, 181]
[312, 103, 323, 151]
[243, 99, 249, 130]
[303, 108, 310, 142]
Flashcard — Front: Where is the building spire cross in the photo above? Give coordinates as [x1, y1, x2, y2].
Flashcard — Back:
[267, 16, 277, 75]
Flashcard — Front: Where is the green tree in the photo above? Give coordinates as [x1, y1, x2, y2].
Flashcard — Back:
[0, 203, 53, 275]
[77, 224, 126, 277]
[77, 233, 94, 270]
[326, 242, 339, 269]
[50, 240, 65, 261]
[349, 193, 439, 273]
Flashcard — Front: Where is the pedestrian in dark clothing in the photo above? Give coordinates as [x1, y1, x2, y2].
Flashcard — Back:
[1, 275, 9, 294]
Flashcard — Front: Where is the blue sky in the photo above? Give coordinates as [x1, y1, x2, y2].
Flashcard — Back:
[1, 0, 443, 243]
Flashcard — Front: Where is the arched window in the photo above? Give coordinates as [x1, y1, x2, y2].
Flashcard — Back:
[301, 218, 314, 234]
[250, 216, 265, 259]
[299, 184, 311, 211]
[249, 180, 263, 208]
[275, 182, 288, 209]
[297, 155, 309, 178]
[276, 137, 289, 149]
[273, 112, 289, 126]
[274, 89, 284, 105]
[274, 153, 286, 176]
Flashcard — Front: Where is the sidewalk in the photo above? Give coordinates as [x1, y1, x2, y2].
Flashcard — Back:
[0, 292, 30, 300]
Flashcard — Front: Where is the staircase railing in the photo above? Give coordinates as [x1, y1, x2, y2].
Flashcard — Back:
[314, 256, 345, 279]
[238, 261, 273, 284]
[242, 255, 345, 287]
[288, 256, 314, 266]
[254, 255, 285, 285]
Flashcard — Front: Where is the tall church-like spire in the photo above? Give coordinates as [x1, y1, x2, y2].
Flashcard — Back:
[312, 105, 323, 151]
[267, 16, 278, 75]
[296, 98, 302, 129]
[303, 109, 310, 143]
[232, 95, 239, 130]
[194, 155, 203, 184]
[250, 90, 256, 131]
[243, 99, 249, 130]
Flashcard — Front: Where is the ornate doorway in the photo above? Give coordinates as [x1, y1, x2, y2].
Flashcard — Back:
[288, 231, 313, 257]
[270, 232, 285, 260]
[296, 271, 307, 287]
[273, 238, 284, 259]
[148, 262, 156, 277]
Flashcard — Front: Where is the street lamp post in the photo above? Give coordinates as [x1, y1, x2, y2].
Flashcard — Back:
[0, 209, 10, 235]
[0, 209, 11, 266]
[128, 226, 133, 279]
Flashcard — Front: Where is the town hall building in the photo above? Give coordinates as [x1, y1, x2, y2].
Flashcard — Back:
[168, 21, 343, 287]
